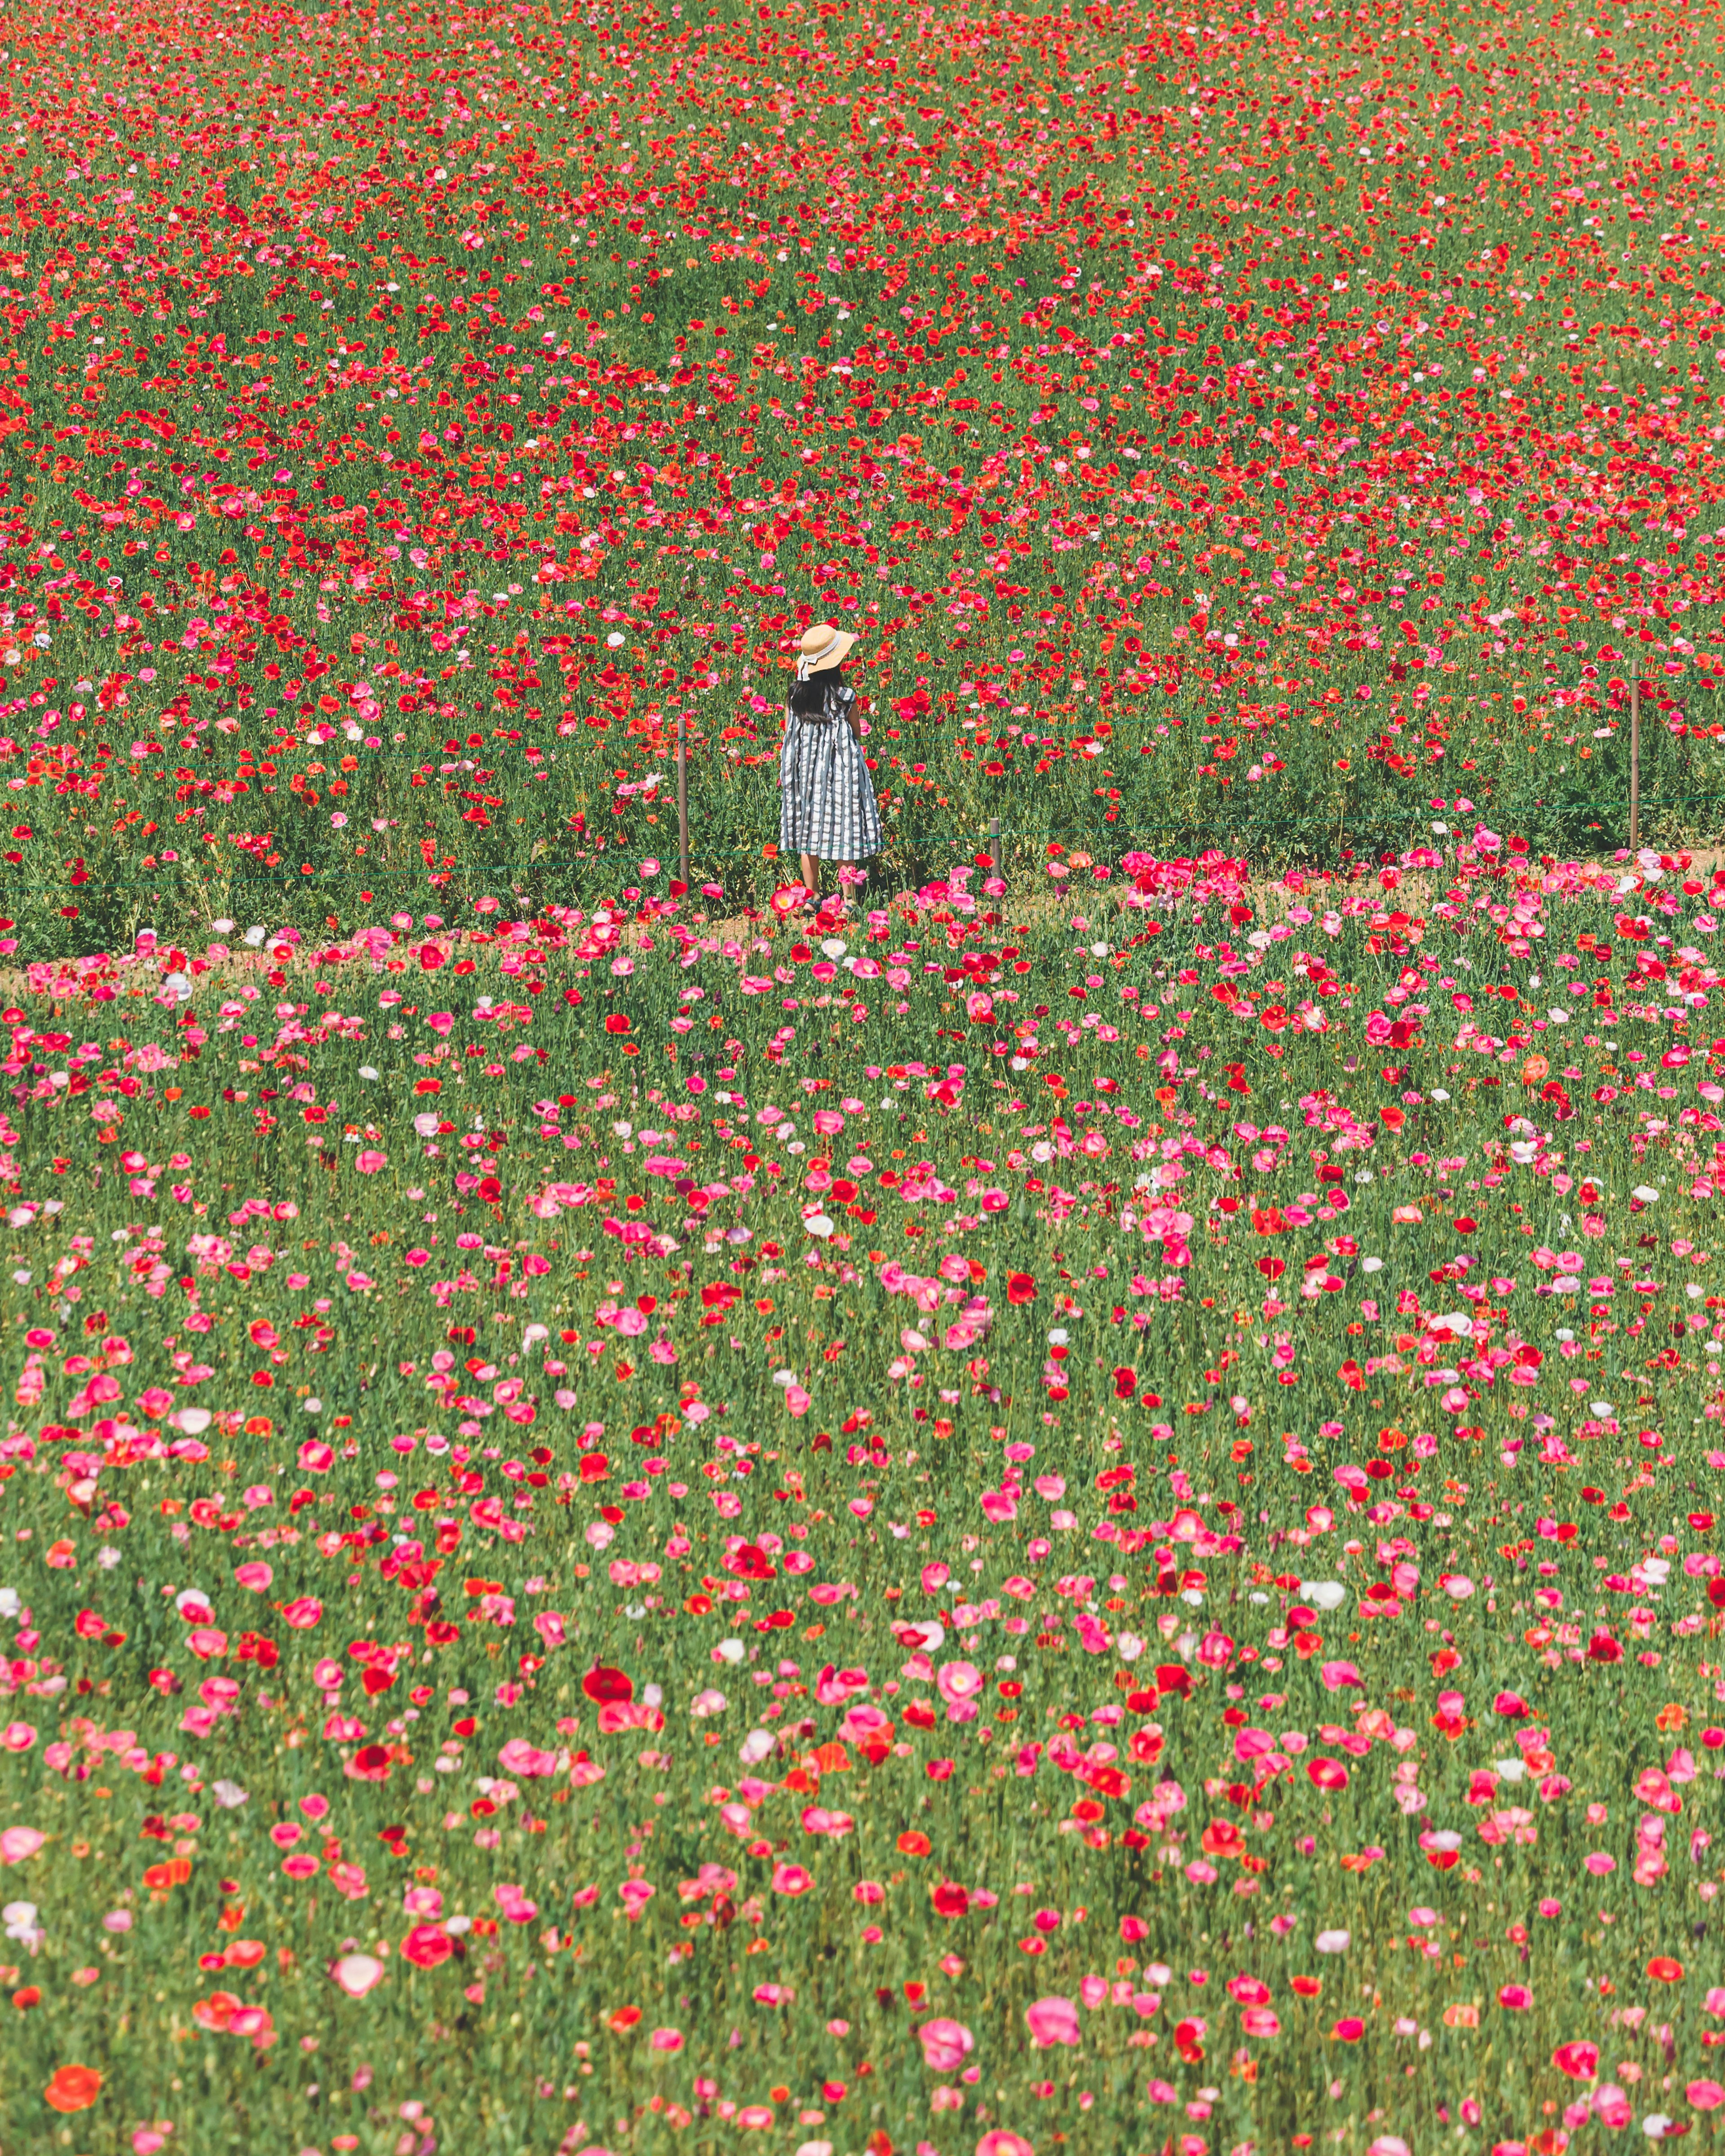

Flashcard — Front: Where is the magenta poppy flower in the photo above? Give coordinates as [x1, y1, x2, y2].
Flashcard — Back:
[399, 1925, 453, 1969]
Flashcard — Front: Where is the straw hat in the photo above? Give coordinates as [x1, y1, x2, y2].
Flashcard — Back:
[796, 622, 858, 674]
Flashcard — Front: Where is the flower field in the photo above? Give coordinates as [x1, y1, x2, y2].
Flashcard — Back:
[9, 0, 1725, 2153]
[6, 851, 1725, 2155]
[2, 0, 1725, 947]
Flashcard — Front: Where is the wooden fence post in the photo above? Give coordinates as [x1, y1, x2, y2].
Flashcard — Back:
[677, 708, 690, 891]
[1629, 679, 1641, 851]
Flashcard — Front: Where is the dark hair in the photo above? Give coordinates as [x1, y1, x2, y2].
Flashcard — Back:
[789, 676, 838, 716]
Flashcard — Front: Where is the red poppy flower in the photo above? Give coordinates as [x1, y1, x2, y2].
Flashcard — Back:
[723, 1544, 776, 1580]
[1006, 1272, 1037, 1304]
[582, 1665, 633, 1705]
[604, 1013, 632, 1034]
[349, 1744, 392, 1783]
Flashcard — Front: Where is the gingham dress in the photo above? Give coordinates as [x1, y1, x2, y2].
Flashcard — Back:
[779, 676, 882, 862]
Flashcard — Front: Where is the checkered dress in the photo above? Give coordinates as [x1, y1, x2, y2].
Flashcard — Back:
[779, 676, 882, 863]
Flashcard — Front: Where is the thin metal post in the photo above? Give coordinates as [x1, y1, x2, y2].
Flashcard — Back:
[989, 815, 1002, 881]
[1629, 679, 1641, 850]
[677, 708, 691, 890]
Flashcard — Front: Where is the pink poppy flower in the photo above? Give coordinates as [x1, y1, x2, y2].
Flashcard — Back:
[918, 2018, 975, 2072]
[497, 1739, 558, 1778]
[327, 1953, 387, 1999]
[1592, 2086, 1632, 2129]
[770, 1863, 814, 1895]
[815, 1663, 870, 1705]
[937, 1660, 984, 1705]
[1025, 1996, 1080, 2047]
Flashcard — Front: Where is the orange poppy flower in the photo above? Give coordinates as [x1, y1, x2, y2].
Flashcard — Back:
[45, 2063, 103, 2113]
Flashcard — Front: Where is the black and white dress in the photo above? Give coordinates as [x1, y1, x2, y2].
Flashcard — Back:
[779, 673, 882, 863]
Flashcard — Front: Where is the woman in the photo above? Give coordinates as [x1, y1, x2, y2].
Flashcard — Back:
[780, 620, 880, 912]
